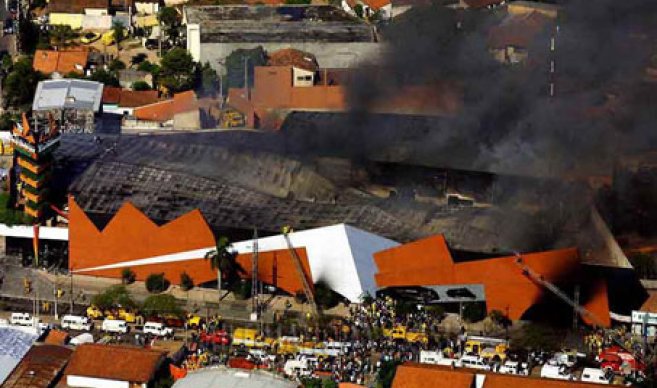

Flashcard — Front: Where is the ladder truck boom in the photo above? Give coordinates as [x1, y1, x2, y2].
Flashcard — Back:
[514, 253, 606, 327]
[282, 230, 318, 315]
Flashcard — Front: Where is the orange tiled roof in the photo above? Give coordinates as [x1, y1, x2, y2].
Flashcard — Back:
[268, 49, 319, 72]
[641, 291, 657, 313]
[44, 329, 69, 345]
[102, 87, 121, 104]
[393, 363, 605, 388]
[33, 50, 88, 75]
[119, 90, 159, 108]
[374, 235, 611, 326]
[63, 344, 164, 383]
[133, 91, 198, 122]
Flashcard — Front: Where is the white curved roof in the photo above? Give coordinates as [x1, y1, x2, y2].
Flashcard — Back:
[232, 224, 399, 302]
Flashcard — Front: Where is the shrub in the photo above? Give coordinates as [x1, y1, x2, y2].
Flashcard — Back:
[488, 309, 512, 328]
[121, 268, 136, 285]
[146, 273, 170, 294]
[92, 285, 135, 310]
[180, 272, 194, 291]
[462, 302, 487, 323]
[142, 294, 181, 317]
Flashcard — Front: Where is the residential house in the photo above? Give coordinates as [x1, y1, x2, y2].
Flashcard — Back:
[488, 11, 553, 64]
[32, 79, 104, 133]
[32, 49, 90, 77]
[267, 48, 319, 87]
[118, 69, 154, 89]
[62, 344, 166, 388]
[48, 0, 109, 29]
[2, 344, 73, 388]
[135, 0, 160, 14]
[342, 0, 393, 20]
[129, 90, 201, 131]
[227, 65, 462, 128]
[102, 87, 160, 115]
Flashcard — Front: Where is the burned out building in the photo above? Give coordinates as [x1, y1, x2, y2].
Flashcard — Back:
[183, 5, 381, 72]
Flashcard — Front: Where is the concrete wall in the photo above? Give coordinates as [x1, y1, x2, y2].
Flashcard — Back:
[172, 110, 201, 130]
[195, 41, 382, 71]
[50, 13, 83, 29]
[135, 2, 159, 15]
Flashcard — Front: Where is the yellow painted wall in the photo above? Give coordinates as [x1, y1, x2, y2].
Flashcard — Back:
[50, 13, 84, 29]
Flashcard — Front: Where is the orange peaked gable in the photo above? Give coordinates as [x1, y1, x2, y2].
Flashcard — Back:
[68, 197, 314, 295]
[374, 235, 611, 326]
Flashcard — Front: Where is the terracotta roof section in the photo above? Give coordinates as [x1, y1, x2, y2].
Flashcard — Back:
[3, 345, 73, 388]
[488, 11, 552, 49]
[44, 329, 69, 345]
[374, 235, 611, 326]
[641, 290, 657, 313]
[63, 344, 165, 383]
[33, 50, 89, 75]
[268, 49, 319, 72]
[133, 91, 198, 122]
[118, 90, 159, 108]
[464, 0, 503, 8]
[48, 0, 108, 13]
[393, 363, 606, 388]
[102, 87, 121, 104]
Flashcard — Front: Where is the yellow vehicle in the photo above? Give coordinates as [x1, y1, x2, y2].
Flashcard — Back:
[274, 336, 301, 355]
[86, 305, 104, 319]
[233, 327, 275, 348]
[220, 109, 245, 128]
[106, 308, 142, 324]
[101, 30, 116, 46]
[383, 326, 429, 344]
[465, 336, 508, 361]
[81, 32, 101, 44]
[186, 314, 202, 329]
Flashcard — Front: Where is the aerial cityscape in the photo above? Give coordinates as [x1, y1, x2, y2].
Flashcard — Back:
[0, 0, 655, 387]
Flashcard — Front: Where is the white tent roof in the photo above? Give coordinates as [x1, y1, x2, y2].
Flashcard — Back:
[232, 224, 399, 302]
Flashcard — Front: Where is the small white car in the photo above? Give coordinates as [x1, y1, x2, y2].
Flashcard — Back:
[420, 350, 458, 367]
[499, 360, 529, 375]
[102, 319, 128, 334]
[541, 364, 574, 380]
[283, 359, 311, 377]
[61, 315, 93, 331]
[580, 368, 611, 384]
[459, 355, 491, 371]
[10, 312, 36, 326]
[143, 322, 173, 337]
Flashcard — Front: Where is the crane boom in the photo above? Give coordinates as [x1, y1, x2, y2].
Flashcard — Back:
[514, 253, 606, 327]
[282, 231, 318, 315]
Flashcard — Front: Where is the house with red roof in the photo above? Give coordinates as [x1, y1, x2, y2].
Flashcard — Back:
[33, 49, 90, 77]
[101, 87, 160, 116]
[130, 90, 201, 131]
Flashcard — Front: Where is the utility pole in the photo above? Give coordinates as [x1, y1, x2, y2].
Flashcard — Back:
[69, 269, 73, 314]
[244, 57, 249, 100]
[251, 227, 259, 320]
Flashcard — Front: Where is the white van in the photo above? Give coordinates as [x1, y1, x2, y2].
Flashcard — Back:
[102, 319, 128, 334]
[459, 355, 490, 370]
[10, 312, 36, 326]
[283, 359, 311, 377]
[580, 368, 611, 384]
[143, 322, 173, 337]
[324, 341, 351, 357]
[541, 364, 574, 380]
[499, 360, 529, 375]
[420, 350, 458, 367]
[61, 315, 93, 331]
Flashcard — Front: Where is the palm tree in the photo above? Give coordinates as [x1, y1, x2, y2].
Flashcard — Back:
[50, 25, 77, 50]
[204, 236, 242, 296]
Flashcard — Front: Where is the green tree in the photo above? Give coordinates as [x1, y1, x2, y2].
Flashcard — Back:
[121, 268, 136, 284]
[462, 302, 486, 323]
[91, 285, 136, 310]
[204, 236, 243, 295]
[158, 6, 180, 39]
[132, 81, 151, 91]
[376, 360, 401, 388]
[159, 48, 195, 92]
[142, 294, 182, 317]
[138, 61, 161, 76]
[49, 25, 77, 49]
[360, 292, 374, 305]
[353, 4, 364, 18]
[3, 57, 43, 109]
[199, 62, 218, 96]
[88, 69, 120, 86]
[225, 46, 266, 89]
[146, 273, 171, 293]
[112, 21, 126, 52]
[131, 53, 148, 66]
[0, 113, 14, 132]
[18, 20, 43, 54]
[180, 271, 194, 291]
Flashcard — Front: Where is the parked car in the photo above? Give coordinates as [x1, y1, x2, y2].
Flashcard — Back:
[143, 322, 174, 338]
[200, 330, 230, 345]
[70, 333, 94, 345]
[541, 364, 574, 380]
[459, 355, 490, 371]
[163, 315, 185, 328]
[499, 360, 529, 375]
[10, 312, 36, 326]
[144, 38, 171, 50]
[61, 315, 93, 331]
[101, 319, 128, 334]
[580, 368, 612, 384]
[81, 32, 100, 44]
[420, 350, 457, 367]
